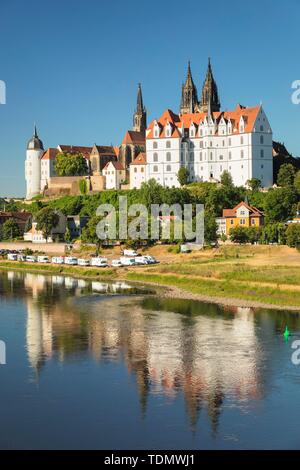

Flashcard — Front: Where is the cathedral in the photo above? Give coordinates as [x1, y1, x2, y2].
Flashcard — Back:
[180, 59, 221, 115]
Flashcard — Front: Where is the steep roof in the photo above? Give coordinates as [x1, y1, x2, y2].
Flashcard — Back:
[122, 130, 145, 145]
[58, 145, 92, 159]
[93, 145, 117, 156]
[103, 161, 124, 171]
[131, 152, 146, 165]
[222, 202, 263, 218]
[41, 148, 59, 161]
[147, 104, 261, 138]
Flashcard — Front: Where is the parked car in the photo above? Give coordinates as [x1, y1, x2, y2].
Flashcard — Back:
[26, 255, 37, 263]
[90, 257, 108, 267]
[37, 256, 50, 263]
[78, 258, 91, 266]
[17, 254, 26, 262]
[52, 257, 65, 264]
[134, 256, 149, 265]
[7, 253, 18, 261]
[64, 257, 78, 265]
[120, 256, 136, 266]
[122, 249, 138, 257]
[143, 255, 158, 264]
[111, 259, 123, 268]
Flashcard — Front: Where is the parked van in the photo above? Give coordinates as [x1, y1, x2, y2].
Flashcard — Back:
[7, 253, 18, 261]
[64, 257, 78, 265]
[78, 258, 90, 266]
[26, 255, 37, 263]
[17, 254, 26, 262]
[134, 256, 149, 265]
[120, 256, 136, 266]
[111, 259, 123, 268]
[52, 257, 64, 264]
[38, 256, 50, 263]
[90, 257, 108, 267]
[122, 249, 138, 257]
[143, 255, 158, 264]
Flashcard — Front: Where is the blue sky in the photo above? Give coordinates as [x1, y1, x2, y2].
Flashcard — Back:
[0, 0, 299, 197]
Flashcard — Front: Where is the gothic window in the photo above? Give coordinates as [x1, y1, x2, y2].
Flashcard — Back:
[166, 152, 171, 162]
[166, 165, 171, 172]
[166, 141, 171, 148]
[153, 141, 158, 149]
[153, 153, 158, 162]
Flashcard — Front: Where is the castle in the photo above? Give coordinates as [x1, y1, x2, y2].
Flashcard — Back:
[25, 60, 273, 199]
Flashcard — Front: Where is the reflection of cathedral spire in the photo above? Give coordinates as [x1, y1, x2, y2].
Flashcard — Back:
[207, 384, 224, 436]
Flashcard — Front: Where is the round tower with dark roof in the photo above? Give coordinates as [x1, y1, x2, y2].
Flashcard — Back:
[25, 125, 44, 199]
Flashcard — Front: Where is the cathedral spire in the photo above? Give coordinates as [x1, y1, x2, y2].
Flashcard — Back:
[180, 61, 198, 114]
[133, 83, 147, 133]
[199, 58, 220, 113]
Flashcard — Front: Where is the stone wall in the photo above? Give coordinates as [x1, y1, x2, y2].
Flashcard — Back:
[0, 242, 67, 254]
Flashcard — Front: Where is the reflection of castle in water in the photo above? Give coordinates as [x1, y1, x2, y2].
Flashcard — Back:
[3, 271, 266, 430]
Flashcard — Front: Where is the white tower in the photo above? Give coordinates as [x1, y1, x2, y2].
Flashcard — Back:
[25, 125, 44, 200]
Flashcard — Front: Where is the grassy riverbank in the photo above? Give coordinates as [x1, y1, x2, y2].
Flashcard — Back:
[2, 245, 300, 309]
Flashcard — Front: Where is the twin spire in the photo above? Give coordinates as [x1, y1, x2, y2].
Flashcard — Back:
[180, 58, 221, 115]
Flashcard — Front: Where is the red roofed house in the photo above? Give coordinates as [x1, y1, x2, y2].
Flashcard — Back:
[145, 60, 273, 188]
[102, 161, 126, 190]
[129, 152, 146, 189]
[216, 201, 264, 236]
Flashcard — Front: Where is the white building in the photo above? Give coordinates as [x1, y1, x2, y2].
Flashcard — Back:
[145, 105, 273, 188]
[103, 161, 126, 189]
[129, 152, 146, 189]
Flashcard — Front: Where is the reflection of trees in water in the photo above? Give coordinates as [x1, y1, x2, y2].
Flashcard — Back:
[1, 270, 296, 434]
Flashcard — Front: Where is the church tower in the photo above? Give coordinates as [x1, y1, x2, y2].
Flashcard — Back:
[180, 61, 198, 115]
[25, 125, 44, 200]
[133, 83, 147, 133]
[199, 58, 220, 113]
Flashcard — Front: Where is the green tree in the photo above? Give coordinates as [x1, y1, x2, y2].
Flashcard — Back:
[79, 179, 88, 195]
[204, 210, 218, 244]
[36, 208, 59, 242]
[264, 187, 297, 223]
[64, 226, 72, 243]
[277, 163, 296, 187]
[229, 226, 249, 244]
[294, 171, 300, 194]
[286, 224, 300, 247]
[55, 152, 88, 176]
[24, 216, 32, 233]
[177, 167, 190, 186]
[220, 170, 233, 187]
[1, 219, 20, 240]
[246, 178, 261, 192]
[81, 216, 103, 254]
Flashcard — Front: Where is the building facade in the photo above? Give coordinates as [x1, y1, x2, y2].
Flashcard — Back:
[216, 201, 264, 236]
[129, 153, 146, 189]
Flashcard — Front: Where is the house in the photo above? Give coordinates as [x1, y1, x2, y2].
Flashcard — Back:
[24, 211, 67, 243]
[216, 202, 264, 236]
[102, 161, 126, 190]
[66, 215, 89, 239]
[129, 153, 146, 189]
[0, 211, 32, 234]
[89, 145, 118, 175]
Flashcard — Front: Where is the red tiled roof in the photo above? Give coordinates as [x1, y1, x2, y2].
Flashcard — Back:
[103, 161, 124, 171]
[222, 202, 263, 218]
[131, 152, 146, 165]
[147, 104, 261, 139]
[58, 145, 92, 160]
[122, 131, 145, 145]
[41, 148, 59, 161]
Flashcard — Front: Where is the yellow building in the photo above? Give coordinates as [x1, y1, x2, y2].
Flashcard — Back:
[216, 202, 264, 236]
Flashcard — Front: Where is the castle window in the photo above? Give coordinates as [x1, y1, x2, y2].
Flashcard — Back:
[260, 135, 264, 144]
[200, 152, 202, 161]
[229, 152, 232, 160]
[166, 152, 171, 162]
[153, 153, 158, 162]
[241, 150, 244, 158]
[153, 165, 158, 172]
[200, 129, 203, 136]
[210, 141, 212, 147]
[219, 155, 223, 160]
[180, 152, 184, 161]
[134, 167, 137, 173]
[190, 153, 194, 162]
[141, 167, 144, 173]
[261, 164, 264, 169]
[220, 165, 222, 171]
[154, 130, 159, 138]
[222, 140, 225, 147]
[166, 141, 171, 148]
[260, 125, 264, 131]
[190, 130, 194, 137]
[260, 149, 264, 158]
[210, 153, 213, 160]
[200, 141, 203, 148]
[166, 165, 171, 172]
[241, 136, 244, 145]
[153, 141, 158, 149]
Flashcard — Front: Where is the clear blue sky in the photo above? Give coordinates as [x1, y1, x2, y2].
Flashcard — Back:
[0, 0, 299, 197]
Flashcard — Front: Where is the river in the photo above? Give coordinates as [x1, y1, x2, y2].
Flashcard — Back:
[0, 270, 300, 449]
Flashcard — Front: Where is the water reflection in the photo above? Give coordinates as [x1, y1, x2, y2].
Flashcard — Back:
[1, 270, 300, 438]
